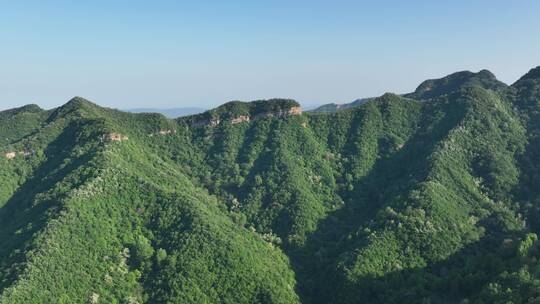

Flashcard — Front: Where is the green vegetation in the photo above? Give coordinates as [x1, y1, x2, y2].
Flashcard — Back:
[1, 68, 540, 303]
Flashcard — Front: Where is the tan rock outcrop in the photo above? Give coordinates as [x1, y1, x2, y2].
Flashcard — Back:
[192, 118, 221, 128]
[157, 130, 176, 135]
[288, 106, 302, 115]
[231, 115, 250, 124]
[4, 152, 16, 159]
[191, 106, 301, 128]
[102, 133, 128, 142]
[209, 118, 221, 127]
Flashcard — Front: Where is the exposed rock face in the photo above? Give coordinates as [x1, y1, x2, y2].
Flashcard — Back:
[231, 115, 250, 124]
[4, 152, 16, 159]
[193, 118, 221, 128]
[157, 130, 176, 135]
[3, 150, 35, 159]
[288, 106, 302, 115]
[268, 106, 302, 118]
[149, 129, 177, 137]
[101, 133, 128, 142]
[232, 106, 302, 123]
[191, 106, 302, 128]
[19, 150, 34, 156]
[209, 118, 221, 127]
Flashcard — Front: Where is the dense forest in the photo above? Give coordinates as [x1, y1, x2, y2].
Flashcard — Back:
[1, 67, 540, 303]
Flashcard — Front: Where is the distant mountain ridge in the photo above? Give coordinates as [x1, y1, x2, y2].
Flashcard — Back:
[125, 107, 205, 118]
[310, 98, 373, 112]
[311, 69, 510, 113]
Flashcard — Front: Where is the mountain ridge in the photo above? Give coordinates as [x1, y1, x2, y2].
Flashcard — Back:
[1, 67, 540, 303]
[310, 68, 522, 113]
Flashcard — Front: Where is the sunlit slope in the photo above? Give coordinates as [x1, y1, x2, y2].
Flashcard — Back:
[0, 98, 299, 303]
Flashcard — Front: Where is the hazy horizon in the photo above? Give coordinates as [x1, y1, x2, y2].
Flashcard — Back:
[0, 67, 535, 112]
[1, 1, 539, 110]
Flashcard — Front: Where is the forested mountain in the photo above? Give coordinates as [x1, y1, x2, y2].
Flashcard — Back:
[311, 70, 506, 113]
[1, 67, 540, 303]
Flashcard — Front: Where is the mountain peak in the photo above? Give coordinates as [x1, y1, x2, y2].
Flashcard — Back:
[478, 69, 496, 78]
[0, 104, 44, 117]
[407, 69, 505, 100]
[60, 97, 103, 113]
[47, 96, 100, 120]
[64, 96, 96, 108]
[514, 66, 540, 85]
[19, 104, 43, 112]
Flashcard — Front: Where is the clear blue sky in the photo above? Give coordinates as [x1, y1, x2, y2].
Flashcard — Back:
[1, 0, 539, 110]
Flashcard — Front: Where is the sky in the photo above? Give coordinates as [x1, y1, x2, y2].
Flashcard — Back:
[0, 0, 539, 110]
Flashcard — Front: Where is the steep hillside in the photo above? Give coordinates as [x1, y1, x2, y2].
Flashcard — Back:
[0, 98, 299, 304]
[1, 68, 540, 303]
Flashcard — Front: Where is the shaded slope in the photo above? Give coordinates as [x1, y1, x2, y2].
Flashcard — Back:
[320, 86, 527, 303]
